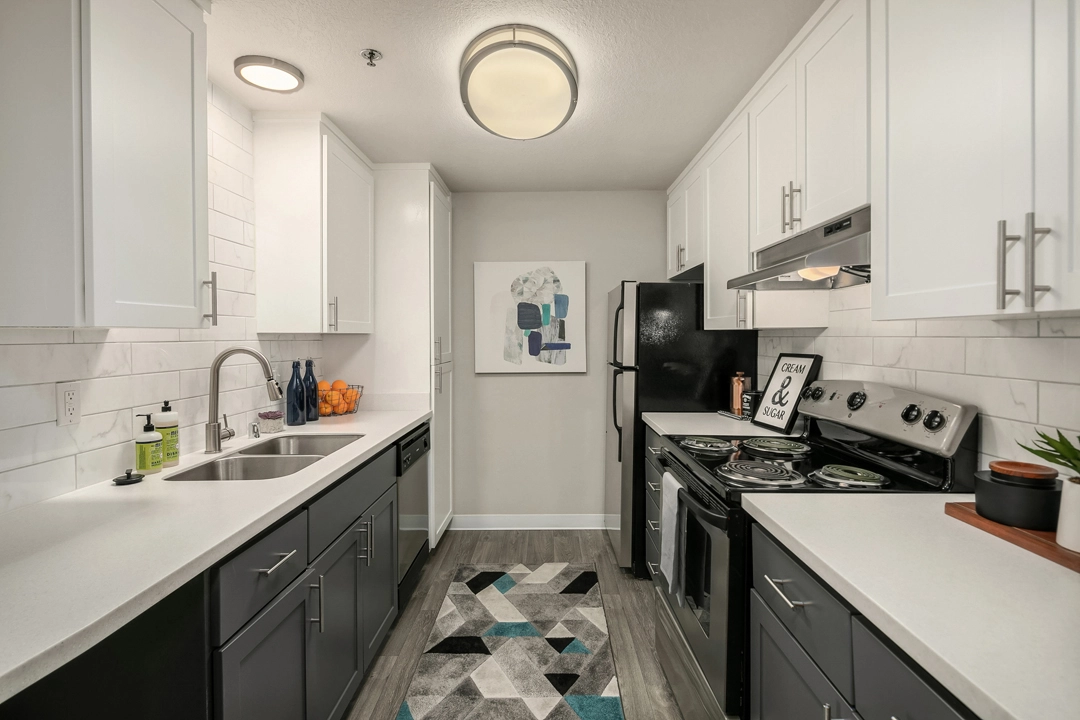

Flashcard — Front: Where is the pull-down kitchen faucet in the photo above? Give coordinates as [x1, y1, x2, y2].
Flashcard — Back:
[205, 347, 283, 453]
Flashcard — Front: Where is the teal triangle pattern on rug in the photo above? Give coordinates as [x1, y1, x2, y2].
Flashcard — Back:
[492, 573, 517, 593]
[395, 701, 414, 720]
[483, 621, 541, 637]
[565, 695, 625, 720]
[561, 638, 590, 654]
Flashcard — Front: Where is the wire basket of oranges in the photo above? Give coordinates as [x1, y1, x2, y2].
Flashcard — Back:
[316, 380, 364, 416]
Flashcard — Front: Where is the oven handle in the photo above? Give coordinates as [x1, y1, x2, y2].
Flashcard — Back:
[678, 487, 728, 531]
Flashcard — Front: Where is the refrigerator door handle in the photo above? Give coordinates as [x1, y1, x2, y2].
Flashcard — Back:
[611, 368, 624, 462]
[611, 303, 624, 366]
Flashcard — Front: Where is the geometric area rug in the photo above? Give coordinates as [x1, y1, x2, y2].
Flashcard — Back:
[397, 563, 625, 720]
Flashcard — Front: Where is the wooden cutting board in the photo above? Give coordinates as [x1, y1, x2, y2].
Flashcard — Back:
[945, 502, 1080, 573]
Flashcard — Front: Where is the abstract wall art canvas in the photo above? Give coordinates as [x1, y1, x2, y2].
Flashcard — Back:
[474, 261, 587, 374]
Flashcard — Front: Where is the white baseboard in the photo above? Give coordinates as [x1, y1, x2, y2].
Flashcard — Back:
[450, 514, 606, 530]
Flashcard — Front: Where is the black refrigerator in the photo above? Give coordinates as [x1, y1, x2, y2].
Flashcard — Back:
[604, 281, 757, 577]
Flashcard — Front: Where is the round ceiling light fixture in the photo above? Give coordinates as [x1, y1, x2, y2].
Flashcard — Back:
[460, 25, 578, 140]
[234, 55, 305, 93]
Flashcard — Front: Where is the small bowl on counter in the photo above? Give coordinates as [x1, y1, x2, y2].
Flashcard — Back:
[974, 461, 1061, 531]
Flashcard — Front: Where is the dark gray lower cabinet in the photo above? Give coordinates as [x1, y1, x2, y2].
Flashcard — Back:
[216, 569, 314, 720]
[360, 484, 398, 672]
[749, 589, 856, 720]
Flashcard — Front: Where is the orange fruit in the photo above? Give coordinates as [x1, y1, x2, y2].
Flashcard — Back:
[326, 390, 341, 405]
[346, 400, 357, 412]
[318, 402, 332, 416]
[344, 389, 358, 402]
[331, 379, 347, 391]
[333, 402, 348, 414]
[317, 380, 330, 391]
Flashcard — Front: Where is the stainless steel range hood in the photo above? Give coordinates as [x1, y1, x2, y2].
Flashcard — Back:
[728, 205, 871, 290]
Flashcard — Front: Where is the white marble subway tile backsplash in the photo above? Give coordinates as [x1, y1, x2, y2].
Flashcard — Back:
[758, 284, 1080, 470]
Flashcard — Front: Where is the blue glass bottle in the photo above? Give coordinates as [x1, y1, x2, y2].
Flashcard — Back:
[303, 358, 319, 422]
[286, 360, 306, 426]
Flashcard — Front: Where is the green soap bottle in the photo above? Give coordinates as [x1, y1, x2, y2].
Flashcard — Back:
[135, 414, 163, 474]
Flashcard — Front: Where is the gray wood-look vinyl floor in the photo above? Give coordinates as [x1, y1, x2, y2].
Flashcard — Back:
[346, 530, 682, 720]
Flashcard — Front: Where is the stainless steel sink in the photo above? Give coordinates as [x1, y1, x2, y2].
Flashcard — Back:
[237, 434, 363, 457]
[165, 455, 323, 482]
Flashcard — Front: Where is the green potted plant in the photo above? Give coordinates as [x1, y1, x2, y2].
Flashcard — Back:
[1019, 430, 1080, 552]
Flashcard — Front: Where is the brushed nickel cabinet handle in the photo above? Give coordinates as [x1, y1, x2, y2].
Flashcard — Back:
[310, 574, 325, 633]
[368, 514, 375, 565]
[258, 549, 296, 575]
[822, 704, 831, 720]
[1024, 212, 1052, 308]
[790, 181, 802, 225]
[997, 220, 1022, 310]
[647, 481, 660, 492]
[203, 271, 218, 326]
[764, 574, 811, 609]
[356, 524, 369, 562]
[781, 185, 789, 231]
[647, 520, 660, 531]
[647, 561, 659, 575]
[647, 447, 661, 456]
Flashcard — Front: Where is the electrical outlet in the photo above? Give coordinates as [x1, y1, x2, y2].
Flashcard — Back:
[56, 381, 81, 426]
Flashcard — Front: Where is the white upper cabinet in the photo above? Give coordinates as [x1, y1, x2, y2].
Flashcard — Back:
[255, 116, 375, 334]
[870, 0, 1076, 319]
[324, 129, 374, 334]
[795, 0, 868, 229]
[0, 0, 208, 328]
[666, 171, 706, 278]
[666, 191, 687, 277]
[748, 56, 798, 253]
[704, 116, 751, 330]
[431, 182, 453, 364]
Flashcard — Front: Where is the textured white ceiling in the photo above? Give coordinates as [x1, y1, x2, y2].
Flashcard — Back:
[206, 0, 822, 191]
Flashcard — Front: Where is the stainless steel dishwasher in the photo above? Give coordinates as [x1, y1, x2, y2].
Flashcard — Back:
[396, 424, 430, 609]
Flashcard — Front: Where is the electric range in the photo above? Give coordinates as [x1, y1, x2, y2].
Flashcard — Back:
[649, 380, 979, 719]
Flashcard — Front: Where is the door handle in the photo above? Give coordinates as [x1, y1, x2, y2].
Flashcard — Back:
[647, 481, 660, 492]
[203, 271, 218, 326]
[647, 520, 660, 531]
[356, 523, 369, 564]
[328, 296, 339, 331]
[611, 301, 624, 364]
[612, 369, 624, 462]
[368, 514, 375, 564]
[781, 185, 789, 231]
[310, 574, 325, 633]
[647, 561, 659, 575]
[434, 336, 442, 363]
[764, 574, 812, 609]
[679, 244, 687, 269]
[257, 549, 296, 575]
[996, 220, 1022, 310]
[789, 181, 802, 225]
[1023, 212, 1052, 308]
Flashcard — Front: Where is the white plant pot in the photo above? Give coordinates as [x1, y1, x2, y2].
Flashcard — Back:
[1057, 477, 1080, 553]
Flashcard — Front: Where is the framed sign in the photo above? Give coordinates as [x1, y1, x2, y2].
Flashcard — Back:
[752, 354, 822, 434]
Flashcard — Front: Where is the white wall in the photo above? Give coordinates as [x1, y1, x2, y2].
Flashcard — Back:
[0, 83, 321, 514]
[451, 191, 667, 526]
[757, 283, 1080, 469]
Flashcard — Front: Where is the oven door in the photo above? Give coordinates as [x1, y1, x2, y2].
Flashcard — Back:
[673, 485, 732, 710]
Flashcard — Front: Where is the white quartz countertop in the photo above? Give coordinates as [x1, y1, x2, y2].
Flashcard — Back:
[642, 412, 800, 437]
[743, 494, 1080, 720]
[0, 409, 430, 703]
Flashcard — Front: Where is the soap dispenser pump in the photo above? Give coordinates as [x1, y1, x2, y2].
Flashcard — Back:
[135, 414, 163, 474]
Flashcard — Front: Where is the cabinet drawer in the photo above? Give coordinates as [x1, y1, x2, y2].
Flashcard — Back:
[752, 525, 855, 704]
[645, 492, 661, 548]
[212, 510, 308, 646]
[853, 617, 971, 720]
[308, 445, 396, 561]
[646, 529, 661, 578]
[645, 455, 663, 509]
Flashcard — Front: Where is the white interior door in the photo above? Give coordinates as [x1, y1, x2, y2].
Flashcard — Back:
[748, 57, 798, 253]
[430, 361, 453, 546]
[870, 0, 1034, 320]
[704, 116, 750, 330]
[796, 0, 868, 228]
[430, 182, 452, 363]
[84, 0, 208, 328]
[324, 130, 374, 333]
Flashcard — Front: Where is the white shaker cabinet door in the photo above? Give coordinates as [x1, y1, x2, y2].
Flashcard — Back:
[430, 361, 454, 548]
[748, 56, 798, 253]
[83, 0, 208, 328]
[704, 115, 751, 330]
[324, 129, 374, 334]
[431, 182, 452, 364]
[870, 0, 1036, 320]
[667, 191, 687, 278]
[795, 0, 868, 229]
[684, 174, 706, 269]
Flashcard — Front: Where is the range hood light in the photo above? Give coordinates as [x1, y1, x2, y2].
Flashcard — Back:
[797, 266, 841, 281]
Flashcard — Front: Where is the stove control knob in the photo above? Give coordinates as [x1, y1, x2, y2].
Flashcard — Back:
[811, 386, 825, 401]
[801, 386, 815, 401]
[923, 410, 946, 432]
[901, 404, 922, 424]
[846, 391, 867, 411]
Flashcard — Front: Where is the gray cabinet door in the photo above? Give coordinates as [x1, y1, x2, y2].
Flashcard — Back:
[749, 590, 855, 720]
[216, 569, 314, 720]
[360, 485, 398, 672]
[307, 518, 365, 720]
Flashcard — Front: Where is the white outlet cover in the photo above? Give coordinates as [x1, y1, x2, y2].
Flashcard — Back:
[56, 381, 80, 426]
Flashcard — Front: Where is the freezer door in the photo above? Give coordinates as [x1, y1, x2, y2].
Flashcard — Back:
[608, 282, 637, 367]
[605, 364, 635, 568]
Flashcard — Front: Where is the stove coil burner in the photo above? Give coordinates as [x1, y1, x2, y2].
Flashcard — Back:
[679, 436, 736, 456]
[714, 460, 807, 488]
[740, 437, 812, 460]
[810, 464, 890, 489]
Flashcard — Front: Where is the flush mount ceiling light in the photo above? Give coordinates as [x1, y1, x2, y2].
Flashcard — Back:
[460, 25, 578, 140]
[234, 55, 305, 93]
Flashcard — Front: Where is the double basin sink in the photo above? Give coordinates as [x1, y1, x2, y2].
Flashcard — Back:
[165, 434, 363, 482]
